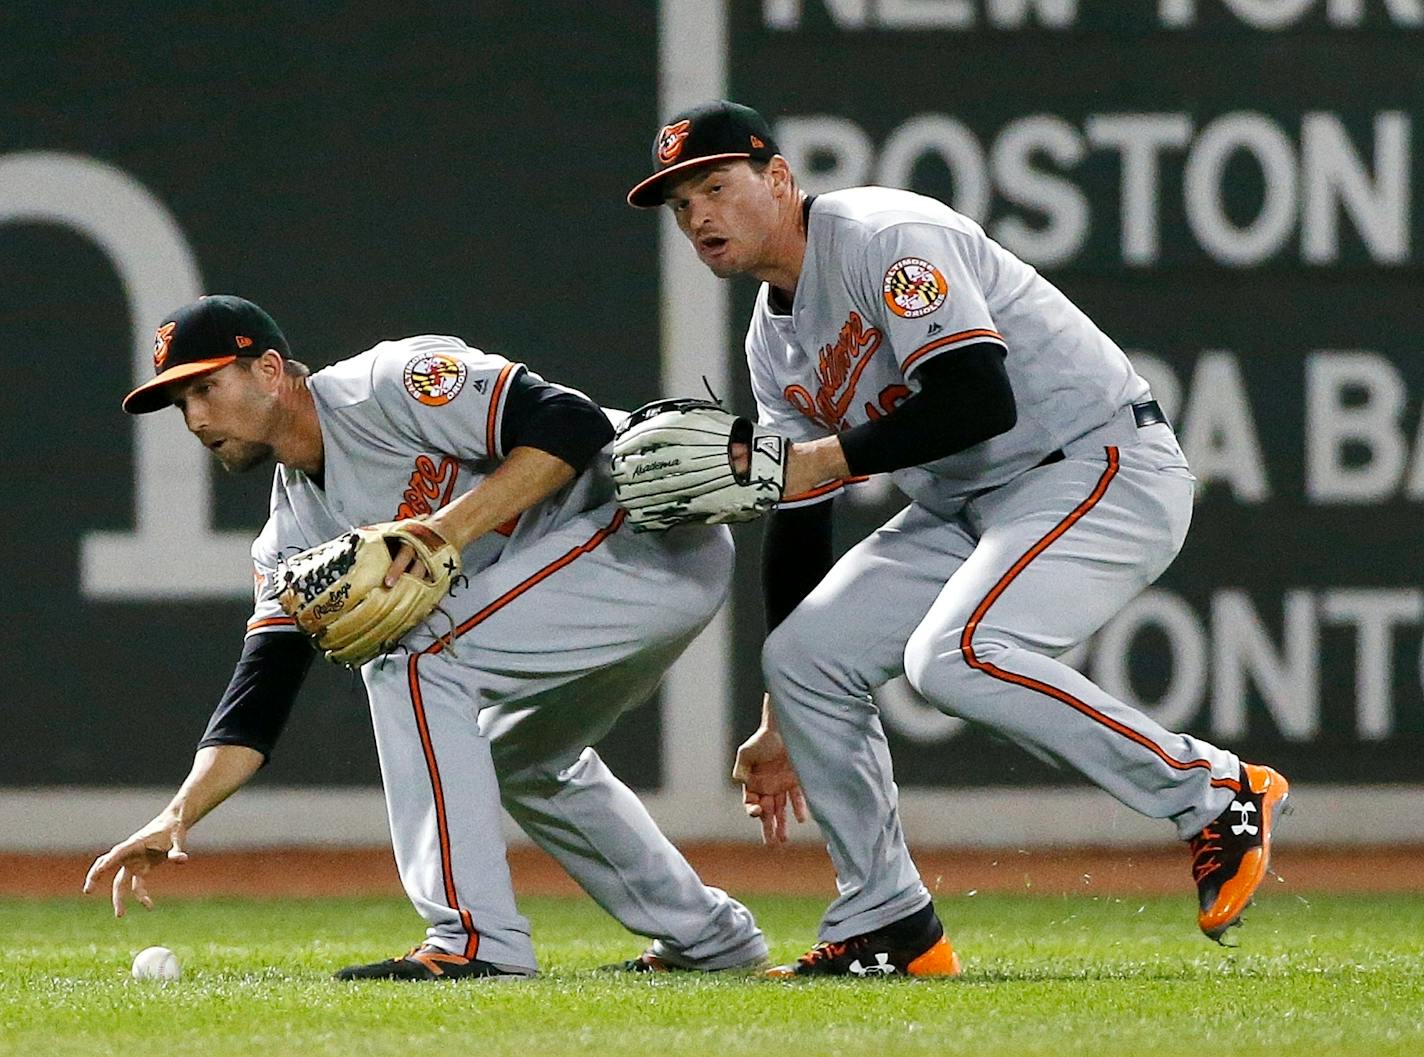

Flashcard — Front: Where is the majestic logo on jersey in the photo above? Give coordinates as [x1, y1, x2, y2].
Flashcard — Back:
[883, 257, 948, 318]
[783, 310, 883, 433]
[403, 352, 468, 407]
[153, 322, 176, 369]
[656, 119, 691, 164]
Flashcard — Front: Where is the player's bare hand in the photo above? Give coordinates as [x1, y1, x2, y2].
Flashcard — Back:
[732, 726, 808, 845]
[386, 514, 468, 587]
[82, 814, 189, 918]
[730, 440, 750, 476]
[383, 541, 427, 587]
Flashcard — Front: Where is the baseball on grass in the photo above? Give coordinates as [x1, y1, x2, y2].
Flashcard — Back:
[131, 946, 181, 982]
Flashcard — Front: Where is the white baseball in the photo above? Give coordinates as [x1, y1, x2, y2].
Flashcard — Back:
[131, 946, 181, 982]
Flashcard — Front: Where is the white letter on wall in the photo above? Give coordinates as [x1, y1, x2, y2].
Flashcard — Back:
[1212, 590, 1320, 739]
[0, 151, 253, 599]
[1305, 351, 1407, 502]
[1301, 112, 1410, 265]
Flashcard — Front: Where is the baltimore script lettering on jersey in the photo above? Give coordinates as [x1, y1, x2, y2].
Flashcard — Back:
[783, 310, 883, 432]
[396, 454, 461, 520]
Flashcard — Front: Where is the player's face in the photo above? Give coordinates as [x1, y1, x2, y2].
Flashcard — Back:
[167, 361, 277, 473]
[665, 162, 781, 278]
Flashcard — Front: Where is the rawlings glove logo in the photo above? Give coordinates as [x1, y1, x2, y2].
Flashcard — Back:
[277, 522, 462, 667]
[310, 582, 353, 619]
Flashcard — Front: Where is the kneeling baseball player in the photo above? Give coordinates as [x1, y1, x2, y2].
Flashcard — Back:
[83, 295, 767, 980]
[614, 101, 1290, 977]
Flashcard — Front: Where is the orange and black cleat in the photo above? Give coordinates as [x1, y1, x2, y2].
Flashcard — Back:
[1189, 762, 1291, 943]
[767, 902, 961, 978]
[334, 944, 532, 981]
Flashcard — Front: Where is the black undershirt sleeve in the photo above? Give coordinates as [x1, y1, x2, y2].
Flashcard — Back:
[197, 632, 315, 763]
[498, 368, 614, 472]
[838, 342, 1017, 477]
[762, 499, 836, 631]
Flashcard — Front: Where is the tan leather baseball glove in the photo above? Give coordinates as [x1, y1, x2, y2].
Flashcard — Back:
[277, 520, 461, 666]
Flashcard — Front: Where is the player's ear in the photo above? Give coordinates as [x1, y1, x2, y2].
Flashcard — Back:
[767, 156, 794, 198]
[253, 349, 285, 390]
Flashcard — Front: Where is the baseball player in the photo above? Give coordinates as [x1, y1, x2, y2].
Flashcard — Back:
[621, 101, 1290, 977]
[82, 294, 768, 980]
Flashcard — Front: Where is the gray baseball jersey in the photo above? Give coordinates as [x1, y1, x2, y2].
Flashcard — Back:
[248, 334, 605, 632]
[747, 189, 1244, 943]
[747, 186, 1149, 512]
[248, 335, 764, 971]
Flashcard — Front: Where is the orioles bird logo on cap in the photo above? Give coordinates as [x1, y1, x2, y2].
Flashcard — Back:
[656, 119, 691, 165]
[153, 322, 176, 370]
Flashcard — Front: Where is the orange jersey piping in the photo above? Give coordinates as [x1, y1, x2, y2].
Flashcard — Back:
[485, 363, 519, 459]
[401, 507, 628, 958]
[958, 446, 1239, 793]
[901, 329, 1005, 376]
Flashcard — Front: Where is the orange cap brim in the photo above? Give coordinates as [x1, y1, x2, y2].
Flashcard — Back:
[121, 355, 239, 415]
[626, 152, 753, 208]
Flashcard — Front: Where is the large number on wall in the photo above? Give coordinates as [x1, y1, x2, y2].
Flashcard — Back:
[0, 151, 253, 599]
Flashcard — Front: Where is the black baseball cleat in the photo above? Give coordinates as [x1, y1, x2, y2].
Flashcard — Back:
[1190, 762, 1291, 943]
[601, 948, 770, 973]
[767, 902, 961, 978]
[334, 944, 532, 981]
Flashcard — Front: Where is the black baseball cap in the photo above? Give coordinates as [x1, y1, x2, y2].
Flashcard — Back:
[627, 100, 779, 208]
[122, 294, 290, 414]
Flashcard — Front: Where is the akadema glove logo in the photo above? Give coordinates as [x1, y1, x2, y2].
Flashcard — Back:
[403, 352, 468, 407]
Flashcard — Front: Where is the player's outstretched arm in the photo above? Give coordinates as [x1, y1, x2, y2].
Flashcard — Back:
[732, 694, 809, 845]
[82, 744, 263, 917]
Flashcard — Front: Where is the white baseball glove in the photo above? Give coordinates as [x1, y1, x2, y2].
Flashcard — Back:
[610, 398, 788, 531]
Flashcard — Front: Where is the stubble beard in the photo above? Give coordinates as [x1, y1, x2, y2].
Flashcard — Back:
[213, 440, 276, 474]
[704, 243, 750, 280]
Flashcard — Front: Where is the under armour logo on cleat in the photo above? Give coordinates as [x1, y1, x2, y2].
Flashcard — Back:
[848, 952, 897, 976]
[1230, 800, 1259, 836]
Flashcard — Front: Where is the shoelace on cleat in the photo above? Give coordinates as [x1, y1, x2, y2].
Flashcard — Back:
[798, 937, 864, 967]
[399, 944, 452, 961]
[1189, 824, 1224, 883]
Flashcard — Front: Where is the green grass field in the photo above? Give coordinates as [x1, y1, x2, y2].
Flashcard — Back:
[4, 892, 1422, 1057]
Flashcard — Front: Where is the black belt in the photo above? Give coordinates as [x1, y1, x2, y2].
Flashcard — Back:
[1133, 399, 1168, 429]
[1036, 400, 1169, 468]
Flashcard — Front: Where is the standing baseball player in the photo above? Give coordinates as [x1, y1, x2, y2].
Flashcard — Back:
[82, 294, 767, 979]
[618, 101, 1290, 977]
